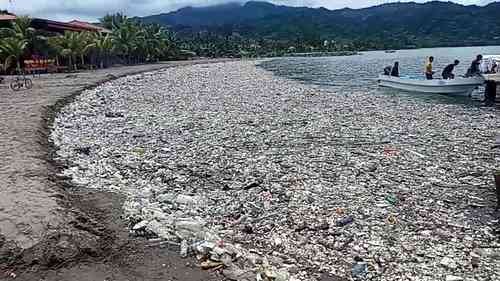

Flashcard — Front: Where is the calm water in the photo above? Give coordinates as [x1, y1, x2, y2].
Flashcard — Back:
[260, 46, 500, 104]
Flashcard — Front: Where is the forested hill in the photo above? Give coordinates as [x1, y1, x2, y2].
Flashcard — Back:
[138, 1, 500, 50]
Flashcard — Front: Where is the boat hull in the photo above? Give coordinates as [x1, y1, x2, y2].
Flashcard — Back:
[378, 75, 484, 95]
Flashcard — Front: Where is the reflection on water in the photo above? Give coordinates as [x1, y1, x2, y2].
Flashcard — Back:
[260, 46, 500, 105]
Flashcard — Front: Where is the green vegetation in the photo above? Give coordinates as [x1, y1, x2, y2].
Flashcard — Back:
[177, 32, 327, 58]
[48, 31, 87, 70]
[105, 16, 177, 64]
[0, 37, 28, 72]
[140, 1, 500, 55]
[2, 1, 498, 71]
[92, 33, 113, 69]
[0, 16, 32, 72]
[0, 14, 179, 74]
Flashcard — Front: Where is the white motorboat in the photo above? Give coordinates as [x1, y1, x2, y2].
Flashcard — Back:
[377, 75, 484, 95]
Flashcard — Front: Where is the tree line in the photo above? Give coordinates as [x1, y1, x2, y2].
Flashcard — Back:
[0, 11, 369, 75]
[0, 13, 181, 74]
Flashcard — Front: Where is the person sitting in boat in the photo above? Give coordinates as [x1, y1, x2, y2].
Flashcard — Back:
[442, 60, 459, 79]
[492, 61, 498, 73]
[425, 56, 435, 79]
[465, 54, 483, 77]
[390, 62, 399, 77]
[383, 65, 392, 75]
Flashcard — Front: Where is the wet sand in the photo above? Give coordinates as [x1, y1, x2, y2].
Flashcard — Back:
[0, 61, 230, 280]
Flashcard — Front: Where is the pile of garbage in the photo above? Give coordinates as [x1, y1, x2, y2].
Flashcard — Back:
[130, 196, 296, 281]
[51, 61, 500, 280]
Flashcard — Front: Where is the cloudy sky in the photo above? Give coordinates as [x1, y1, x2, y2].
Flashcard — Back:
[0, 0, 496, 22]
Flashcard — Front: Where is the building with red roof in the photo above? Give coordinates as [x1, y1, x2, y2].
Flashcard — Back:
[67, 20, 111, 34]
[0, 14, 16, 21]
[0, 13, 110, 34]
[31, 18, 111, 34]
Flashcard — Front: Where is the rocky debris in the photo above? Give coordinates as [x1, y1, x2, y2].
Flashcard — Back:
[351, 257, 368, 280]
[440, 257, 457, 269]
[445, 275, 463, 281]
[104, 111, 125, 118]
[133, 220, 148, 231]
[336, 216, 354, 227]
[470, 252, 480, 268]
[51, 61, 500, 280]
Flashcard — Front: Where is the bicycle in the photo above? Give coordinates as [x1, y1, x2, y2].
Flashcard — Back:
[10, 75, 33, 91]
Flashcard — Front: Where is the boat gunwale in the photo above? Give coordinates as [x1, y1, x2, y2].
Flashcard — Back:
[378, 75, 484, 88]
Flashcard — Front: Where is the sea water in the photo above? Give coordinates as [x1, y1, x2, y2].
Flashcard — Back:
[260, 45, 500, 105]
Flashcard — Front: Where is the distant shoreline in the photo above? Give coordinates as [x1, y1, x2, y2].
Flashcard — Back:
[280, 45, 500, 59]
[285, 51, 359, 57]
[364, 44, 500, 53]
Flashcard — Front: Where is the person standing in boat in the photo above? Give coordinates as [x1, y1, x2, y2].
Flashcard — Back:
[465, 54, 483, 77]
[491, 61, 498, 73]
[442, 60, 459, 79]
[425, 56, 435, 79]
[390, 62, 399, 77]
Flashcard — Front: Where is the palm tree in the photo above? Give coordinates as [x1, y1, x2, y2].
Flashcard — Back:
[74, 32, 95, 67]
[0, 37, 28, 73]
[142, 24, 176, 61]
[0, 16, 34, 39]
[63, 32, 80, 70]
[101, 13, 180, 64]
[100, 13, 128, 30]
[93, 33, 113, 68]
[111, 20, 141, 64]
[0, 16, 50, 60]
[13, 16, 35, 40]
[48, 36, 63, 67]
[142, 24, 160, 61]
[48, 32, 81, 70]
[134, 32, 148, 63]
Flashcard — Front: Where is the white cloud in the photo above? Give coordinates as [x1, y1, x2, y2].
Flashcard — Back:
[0, 0, 496, 22]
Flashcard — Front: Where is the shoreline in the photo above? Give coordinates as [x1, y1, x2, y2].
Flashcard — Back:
[0, 60, 233, 281]
[51, 60, 500, 281]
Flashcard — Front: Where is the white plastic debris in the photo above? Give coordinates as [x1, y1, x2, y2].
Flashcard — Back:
[51, 61, 500, 281]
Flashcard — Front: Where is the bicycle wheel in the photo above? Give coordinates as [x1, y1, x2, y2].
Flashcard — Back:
[24, 78, 33, 89]
[10, 80, 21, 91]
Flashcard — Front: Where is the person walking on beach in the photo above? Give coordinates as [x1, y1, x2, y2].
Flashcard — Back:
[390, 62, 399, 77]
[466, 54, 483, 77]
[425, 56, 434, 79]
[442, 60, 459, 79]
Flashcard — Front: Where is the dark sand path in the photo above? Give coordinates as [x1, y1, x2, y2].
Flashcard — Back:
[0, 61, 229, 281]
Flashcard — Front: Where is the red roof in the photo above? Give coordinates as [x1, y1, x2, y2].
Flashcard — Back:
[0, 14, 110, 34]
[0, 14, 16, 21]
[46, 23, 88, 32]
[30, 18, 111, 34]
[67, 20, 111, 33]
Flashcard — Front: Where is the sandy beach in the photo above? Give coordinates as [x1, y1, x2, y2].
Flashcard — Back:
[0, 60, 230, 281]
[49, 60, 500, 281]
